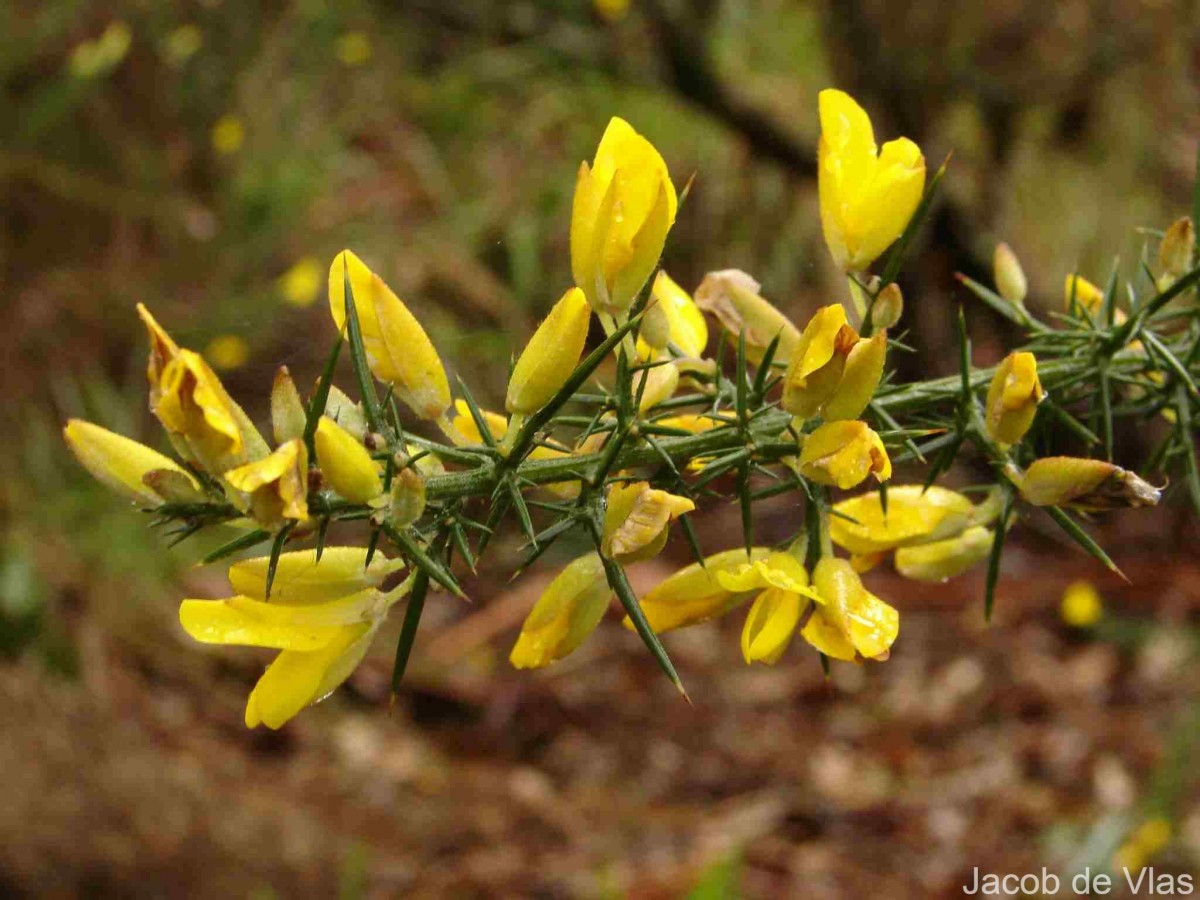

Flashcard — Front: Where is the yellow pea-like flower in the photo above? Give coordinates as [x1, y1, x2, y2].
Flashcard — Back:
[328, 250, 450, 421]
[179, 549, 406, 729]
[314, 416, 382, 504]
[271, 366, 307, 445]
[602, 481, 695, 562]
[510, 553, 612, 669]
[155, 348, 269, 475]
[626, 547, 770, 634]
[570, 117, 677, 315]
[277, 256, 322, 308]
[63, 419, 201, 507]
[694, 269, 800, 365]
[136, 303, 180, 408]
[225, 438, 309, 527]
[1064, 274, 1105, 316]
[634, 360, 681, 412]
[506, 287, 591, 415]
[324, 386, 368, 443]
[797, 420, 892, 489]
[893, 525, 993, 583]
[1017, 456, 1160, 510]
[817, 89, 925, 272]
[822, 331, 888, 422]
[781, 304, 856, 418]
[810, 556, 898, 661]
[636, 271, 709, 360]
[984, 351, 1044, 446]
[714, 552, 820, 666]
[993, 243, 1028, 308]
[829, 484, 980, 556]
[652, 413, 722, 434]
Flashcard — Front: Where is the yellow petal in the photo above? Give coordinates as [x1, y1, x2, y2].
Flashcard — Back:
[228, 547, 402, 604]
[271, 366, 307, 445]
[63, 419, 199, 507]
[324, 386, 368, 443]
[829, 484, 976, 555]
[741, 588, 805, 664]
[637, 270, 708, 359]
[602, 481, 695, 562]
[894, 525, 993, 582]
[371, 274, 451, 421]
[509, 553, 611, 669]
[693, 269, 800, 365]
[315, 416, 382, 503]
[798, 420, 891, 489]
[800, 610, 857, 661]
[224, 439, 309, 525]
[136, 303, 180, 407]
[812, 556, 898, 660]
[630, 547, 770, 634]
[244, 622, 375, 729]
[781, 304, 853, 417]
[506, 287, 591, 415]
[985, 351, 1044, 446]
[179, 590, 378, 650]
[822, 330, 887, 422]
[716, 552, 811, 594]
[1064, 274, 1105, 315]
[634, 360, 681, 412]
[843, 138, 924, 270]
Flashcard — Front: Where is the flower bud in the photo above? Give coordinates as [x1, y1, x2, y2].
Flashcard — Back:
[810, 557, 898, 661]
[225, 438, 309, 528]
[822, 330, 887, 422]
[1159, 216, 1195, 280]
[984, 351, 1044, 446]
[314, 416, 382, 503]
[781, 304, 856, 418]
[1018, 456, 1160, 510]
[797, 421, 892, 489]
[602, 481, 695, 562]
[271, 366, 307, 445]
[871, 282, 904, 330]
[510, 553, 612, 669]
[993, 243, 1028, 308]
[506, 287, 591, 415]
[636, 270, 708, 359]
[694, 269, 800, 364]
[627, 548, 769, 634]
[385, 466, 426, 528]
[570, 118, 677, 315]
[328, 250, 451, 420]
[893, 525, 993, 582]
[63, 419, 201, 507]
[817, 89, 925, 272]
[638, 293, 672, 353]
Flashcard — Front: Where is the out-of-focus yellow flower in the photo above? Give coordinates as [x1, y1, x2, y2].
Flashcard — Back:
[156, 348, 269, 475]
[637, 271, 708, 360]
[781, 304, 856, 418]
[694, 269, 800, 365]
[1113, 818, 1172, 874]
[627, 547, 769, 634]
[984, 351, 1044, 446]
[69, 21, 131, 79]
[161, 24, 202, 67]
[594, 0, 631, 22]
[180, 548, 406, 728]
[1064, 274, 1105, 315]
[271, 366, 306, 445]
[225, 438, 309, 527]
[335, 31, 372, 67]
[830, 484, 986, 556]
[1159, 216, 1194, 281]
[652, 413, 721, 434]
[63, 419, 201, 507]
[993, 243, 1028, 308]
[571, 117, 676, 315]
[893, 525, 992, 582]
[278, 257, 322, 308]
[817, 89, 925, 271]
[506, 287, 591, 415]
[510, 553, 612, 669]
[797, 420, 892, 489]
[315, 417, 381, 503]
[211, 115, 245, 155]
[1018, 456, 1161, 510]
[871, 282, 904, 330]
[328, 250, 450, 421]
[717, 552, 819, 664]
[204, 333, 250, 371]
[602, 481, 694, 562]
[1060, 580, 1103, 628]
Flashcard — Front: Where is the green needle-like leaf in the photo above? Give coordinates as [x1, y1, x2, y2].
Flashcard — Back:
[201, 528, 270, 565]
[984, 486, 1014, 622]
[1043, 505, 1125, 580]
[303, 335, 343, 458]
[341, 258, 386, 435]
[456, 378, 497, 449]
[264, 522, 295, 600]
[391, 566, 430, 697]
[383, 522, 465, 598]
[880, 155, 948, 288]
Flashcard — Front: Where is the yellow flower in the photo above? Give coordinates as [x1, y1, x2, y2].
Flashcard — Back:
[781, 304, 857, 418]
[817, 89, 925, 271]
[1159, 216, 1194, 280]
[69, 21, 131, 79]
[634, 360, 681, 413]
[627, 547, 769, 634]
[506, 287, 591, 415]
[211, 114, 245, 155]
[652, 413, 721, 434]
[830, 484, 984, 556]
[204, 333, 249, 371]
[993, 243, 1028, 308]
[324, 386, 368, 442]
[179, 548, 406, 728]
[593, 0, 631, 22]
[636, 271, 708, 359]
[225, 439, 309, 527]
[1060, 580, 1103, 628]
[314, 417, 382, 503]
[893, 525, 993, 583]
[984, 351, 1044, 446]
[1018, 456, 1160, 510]
[570, 117, 677, 315]
[335, 31, 372, 67]
[328, 250, 450, 421]
[161, 24, 202, 68]
[277, 257, 322, 308]
[693, 269, 800, 365]
[136, 303, 180, 408]
[271, 366, 306, 445]
[797, 420, 892, 489]
[1113, 818, 1172, 874]
[602, 481, 695, 562]
[510, 553, 612, 669]
[155, 349, 269, 475]
[871, 282, 904, 330]
[63, 419, 201, 507]
[718, 552, 820, 664]
[384, 467, 427, 528]
[823, 331, 888, 422]
[1064, 274, 1105, 315]
[809, 556, 899, 661]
